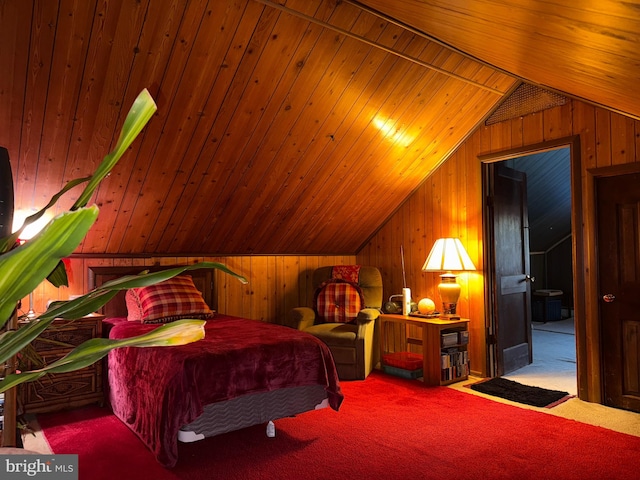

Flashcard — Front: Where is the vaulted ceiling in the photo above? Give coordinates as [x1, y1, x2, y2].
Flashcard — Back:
[359, 0, 640, 121]
[1, 0, 637, 255]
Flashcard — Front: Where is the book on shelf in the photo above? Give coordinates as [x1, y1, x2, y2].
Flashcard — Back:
[441, 349, 468, 369]
[440, 362, 469, 381]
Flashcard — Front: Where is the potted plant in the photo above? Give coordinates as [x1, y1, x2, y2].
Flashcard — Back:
[0, 89, 247, 396]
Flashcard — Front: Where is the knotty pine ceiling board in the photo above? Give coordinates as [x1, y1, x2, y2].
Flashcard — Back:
[356, 0, 640, 121]
[101, 0, 254, 254]
[2, 0, 518, 256]
[184, 1, 385, 254]
[207, 16, 428, 254]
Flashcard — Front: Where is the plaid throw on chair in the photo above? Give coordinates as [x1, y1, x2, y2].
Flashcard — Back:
[331, 265, 361, 283]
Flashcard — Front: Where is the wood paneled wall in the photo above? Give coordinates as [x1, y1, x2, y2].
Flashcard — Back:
[21, 255, 355, 325]
[358, 98, 640, 400]
[18, 97, 640, 401]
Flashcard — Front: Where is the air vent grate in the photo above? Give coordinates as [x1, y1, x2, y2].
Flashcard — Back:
[486, 83, 566, 125]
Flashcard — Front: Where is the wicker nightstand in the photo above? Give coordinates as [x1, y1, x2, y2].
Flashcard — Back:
[19, 314, 105, 414]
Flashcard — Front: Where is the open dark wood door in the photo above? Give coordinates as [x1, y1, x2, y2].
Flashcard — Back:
[597, 172, 640, 412]
[487, 164, 533, 376]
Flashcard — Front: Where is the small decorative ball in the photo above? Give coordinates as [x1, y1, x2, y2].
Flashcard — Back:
[418, 298, 436, 314]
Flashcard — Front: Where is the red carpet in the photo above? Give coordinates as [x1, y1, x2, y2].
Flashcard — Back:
[38, 371, 640, 479]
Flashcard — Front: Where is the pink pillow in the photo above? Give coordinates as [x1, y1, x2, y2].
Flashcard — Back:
[315, 279, 364, 324]
[125, 289, 143, 322]
[129, 275, 215, 324]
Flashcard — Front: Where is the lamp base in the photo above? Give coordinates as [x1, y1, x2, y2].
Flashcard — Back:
[441, 301, 458, 315]
[437, 273, 461, 317]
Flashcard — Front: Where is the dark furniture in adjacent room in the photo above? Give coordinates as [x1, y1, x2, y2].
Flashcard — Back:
[532, 289, 563, 322]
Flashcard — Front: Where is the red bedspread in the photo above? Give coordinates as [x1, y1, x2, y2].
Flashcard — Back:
[107, 315, 343, 467]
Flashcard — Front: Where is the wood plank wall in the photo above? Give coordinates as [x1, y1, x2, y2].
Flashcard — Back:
[358, 98, 640, 397]
[21, 255, 355, 326]
[17, 97, 639, 399]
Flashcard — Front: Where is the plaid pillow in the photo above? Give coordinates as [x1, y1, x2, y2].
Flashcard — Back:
[314, 279, 364, 324]
[129, 275, 215, 324]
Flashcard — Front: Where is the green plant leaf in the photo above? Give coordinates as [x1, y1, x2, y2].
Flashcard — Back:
[0, 317, 57, 366]
[0, 89, 158, 329]
[0, 207, 99, 329]
[47, 260, 69, 288]
[0, 176, 91, 254]
[39, 262, 247, 321]
[43, 291, 120, 322]
[0, 262, 247, 365]
[96, 262, 249, 290]
[0, 89, 248, 395]
[0, 320, 206, 393]
[72, 89, 157, 209]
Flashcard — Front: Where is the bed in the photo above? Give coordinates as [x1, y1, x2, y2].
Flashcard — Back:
[90, 266, 343, 468]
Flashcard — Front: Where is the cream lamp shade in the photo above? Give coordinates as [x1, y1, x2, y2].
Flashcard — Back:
[422, 238, 476, 316]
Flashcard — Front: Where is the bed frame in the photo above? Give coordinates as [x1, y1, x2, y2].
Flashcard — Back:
[178, 385, 329, 441]
[89, 264, 330, 443]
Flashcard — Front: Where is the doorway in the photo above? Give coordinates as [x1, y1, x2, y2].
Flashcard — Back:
[482, 143, 577, 394]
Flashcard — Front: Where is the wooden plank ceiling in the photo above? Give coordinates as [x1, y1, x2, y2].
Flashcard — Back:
[358, 0, 640, 121]
[506, 149, 572, 252]
[1, 0, 635, 256]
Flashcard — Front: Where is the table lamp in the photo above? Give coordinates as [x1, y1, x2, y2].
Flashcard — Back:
[422, 238, 476, 317]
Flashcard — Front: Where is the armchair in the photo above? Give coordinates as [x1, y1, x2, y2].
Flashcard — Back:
[289, 266, 382, 380]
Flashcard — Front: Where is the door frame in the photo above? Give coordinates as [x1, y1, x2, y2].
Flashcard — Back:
[479, 136, 584, 391]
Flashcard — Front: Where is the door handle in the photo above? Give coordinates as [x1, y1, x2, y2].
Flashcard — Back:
[524, 274, 535, 283]
[602, 293, 616, 303]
